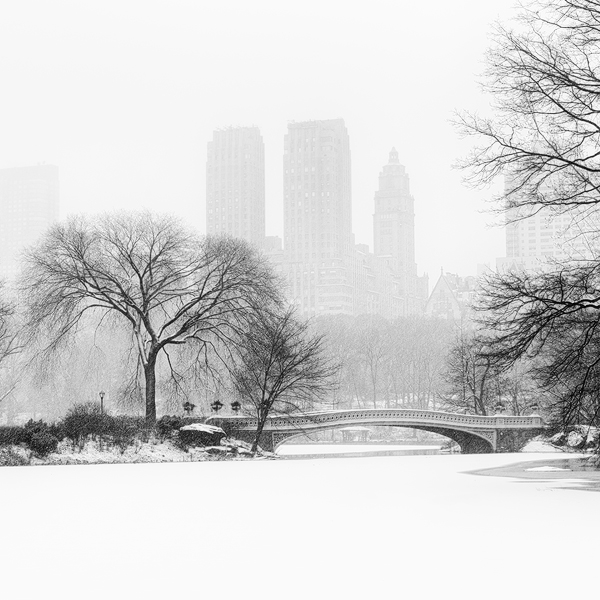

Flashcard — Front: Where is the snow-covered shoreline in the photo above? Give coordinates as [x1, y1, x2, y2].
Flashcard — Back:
[0, 450, 597, 600]
[0, 432, 593, 467]
[0, 438, 275, 467]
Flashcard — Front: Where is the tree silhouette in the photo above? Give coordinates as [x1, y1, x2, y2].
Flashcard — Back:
[232, 307, 337, 453]
[21, 212, 280, 423]
[0, 282, 20, 406]
[458, 0, 600, 221]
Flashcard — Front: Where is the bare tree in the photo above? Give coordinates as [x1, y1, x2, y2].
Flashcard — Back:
[0, 282, 21, 406]
[476, 265, 600, 426]
[441, 327, 499, 416]
[232, 307, 337, 453]
[457, 0, 600, 222]
[312, 314, 355, 409]
[455, 0, 600, 432]
[20, 212, 281, 423]
[313, 315, 453, 410]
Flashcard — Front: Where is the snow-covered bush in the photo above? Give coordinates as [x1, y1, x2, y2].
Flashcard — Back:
[0, 446, 30, 466]
[106, 416, 144, 452]
[62, 403, 111, 448]
[29, 431, 59, 456]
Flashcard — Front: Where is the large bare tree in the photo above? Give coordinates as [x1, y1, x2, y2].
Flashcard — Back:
[232, 307, 337, 453]
[475, 264, 600, 426]
[456, 0, 600, 431]
[458, 0, 600, 220]
[21, 212, 281, 423]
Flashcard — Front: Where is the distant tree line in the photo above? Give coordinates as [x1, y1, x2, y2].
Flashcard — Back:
[313, 314, 454, 410]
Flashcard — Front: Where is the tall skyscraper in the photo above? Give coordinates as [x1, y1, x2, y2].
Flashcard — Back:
[283, 119, 354, 316]
[206, 126, 265, 247]
[0, 164, 59, 281]
[280, 121, 426, 318]
[284, 119, 353, 261]
[373, 148, 417, 299]
[497, 178, 597, 272]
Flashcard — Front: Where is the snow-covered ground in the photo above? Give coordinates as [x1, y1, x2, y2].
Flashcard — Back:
[0, 452, 597, 600]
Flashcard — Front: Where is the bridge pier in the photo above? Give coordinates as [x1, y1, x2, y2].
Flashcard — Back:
[496, 428, 545, 453]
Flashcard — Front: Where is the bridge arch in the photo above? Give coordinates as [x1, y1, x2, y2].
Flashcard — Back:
[271, 423, 495, 454]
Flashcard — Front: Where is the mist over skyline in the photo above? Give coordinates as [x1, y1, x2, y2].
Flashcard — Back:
[0, 0, 517, 278]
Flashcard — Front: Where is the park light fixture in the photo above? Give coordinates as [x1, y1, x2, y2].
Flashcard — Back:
[183, 401, 196, 416]
[99, 390, 106, 414]
[211, 399, 224, 413]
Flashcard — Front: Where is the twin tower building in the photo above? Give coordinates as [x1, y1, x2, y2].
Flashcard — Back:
[207, 118, 428, 319]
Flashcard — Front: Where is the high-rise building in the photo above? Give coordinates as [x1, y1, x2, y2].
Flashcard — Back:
[497, 178, 597, 272]
[281, 121, 426, 318]
[206, 127, 265, 247]
[373, 148, 418, 301]
[283, 119, 355, 316]
[284, 118, 353, 261]
[0, 164, 59, 281]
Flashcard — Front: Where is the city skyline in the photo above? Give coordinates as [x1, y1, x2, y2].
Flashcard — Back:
[207, 120, 426, 317]
[0, 0, 517, 281]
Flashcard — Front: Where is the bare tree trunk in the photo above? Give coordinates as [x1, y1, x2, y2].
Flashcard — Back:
[251, 413, 268, 454]
[144, 354, 157, 424]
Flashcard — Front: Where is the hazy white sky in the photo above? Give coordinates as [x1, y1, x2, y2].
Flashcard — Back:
[0, 0, 518, 279]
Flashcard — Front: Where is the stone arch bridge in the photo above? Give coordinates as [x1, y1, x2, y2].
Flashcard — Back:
[206, 409, 545, 454]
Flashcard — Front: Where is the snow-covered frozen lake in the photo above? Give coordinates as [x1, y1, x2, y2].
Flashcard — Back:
[277, 443, 443, 456]
[0, 452, 597, 600]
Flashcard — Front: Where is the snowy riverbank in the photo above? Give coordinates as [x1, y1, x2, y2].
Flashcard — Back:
[0, 433, 570, 467]
[0, 437, 272, 466]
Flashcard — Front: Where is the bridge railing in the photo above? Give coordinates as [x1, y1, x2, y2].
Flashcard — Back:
[207, 409, 544, 431]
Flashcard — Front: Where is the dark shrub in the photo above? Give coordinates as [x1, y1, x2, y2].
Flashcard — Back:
[105, 416, 144, 452]
[156, 415, 183, 438]
[29, 432, 59, 456]
[47, 422, 66, 442]
[0, 426, 27, 447]
[61, 403, 111, 447]
[22, 419, 51, 444]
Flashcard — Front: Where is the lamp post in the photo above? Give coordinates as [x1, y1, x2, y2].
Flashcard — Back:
[230, 401, 241, 441]
[99, 390, 105, 414]
[183, 401, 196, 416]
[210, 399, 224, 413]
